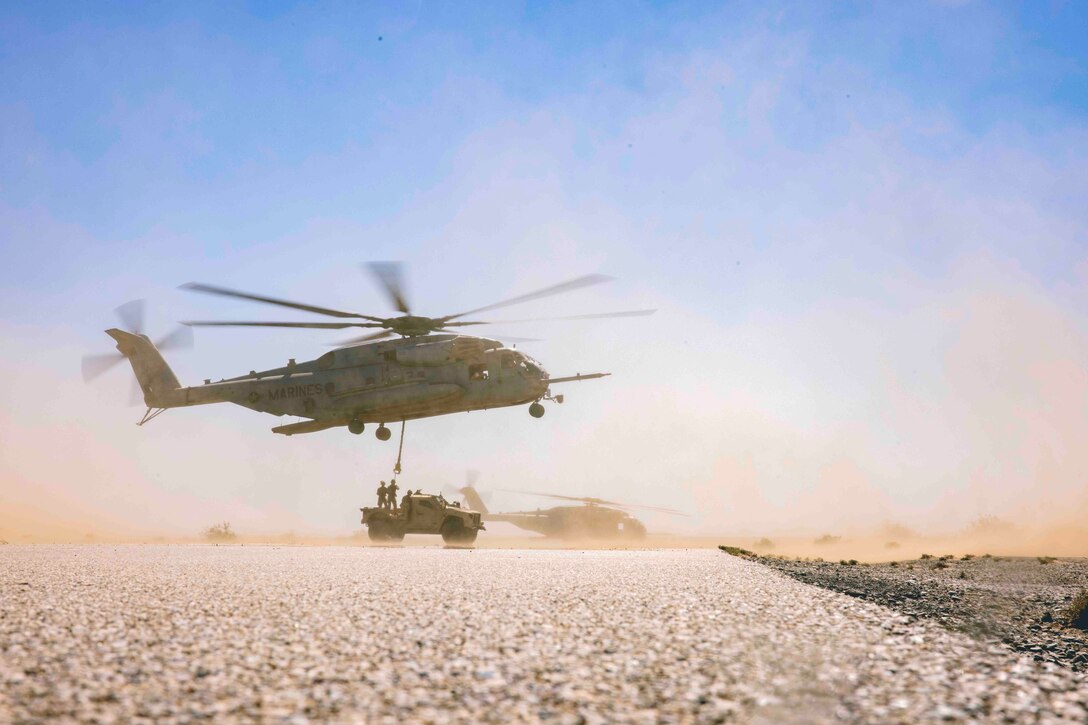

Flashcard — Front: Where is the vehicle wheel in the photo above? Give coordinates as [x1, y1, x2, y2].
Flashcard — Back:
[375, 425, 391, 441]
[348, 419, 365, 435]
[387, 526, 405, 542]
[529, 402, 545, 418]
[367, 522, 388, 541]
[460, 528, 478, 545]
[441, 518, 464, 543]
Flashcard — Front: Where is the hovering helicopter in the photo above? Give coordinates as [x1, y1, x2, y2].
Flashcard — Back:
[82, 263, 654, 438]
[457, 484, 686, 540]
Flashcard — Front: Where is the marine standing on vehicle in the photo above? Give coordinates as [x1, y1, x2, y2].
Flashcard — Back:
[387, 479, 399, 511]
[376, 481, 388, 509]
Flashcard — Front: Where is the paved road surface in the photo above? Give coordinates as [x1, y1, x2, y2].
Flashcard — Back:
[2, 546, 1086, 722]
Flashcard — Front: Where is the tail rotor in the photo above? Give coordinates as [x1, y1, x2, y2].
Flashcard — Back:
[82, 300, 194, 403]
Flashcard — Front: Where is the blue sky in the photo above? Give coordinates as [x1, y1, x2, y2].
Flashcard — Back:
[2, 1, 1088, 538]
[3, 1, 1085, 271]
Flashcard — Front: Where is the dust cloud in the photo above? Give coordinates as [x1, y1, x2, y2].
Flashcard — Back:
[3, 30, 1088, 554]
[3, 254, 1088, 555]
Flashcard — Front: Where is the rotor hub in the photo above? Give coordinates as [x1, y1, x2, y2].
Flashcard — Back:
[387, 316, 441, 337]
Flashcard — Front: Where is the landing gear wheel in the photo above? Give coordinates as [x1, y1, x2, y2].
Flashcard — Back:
[529, 402, 545, 418]
[375, 425, 391, 441]
[441, 518, 465, 544]
[348, 419, 365, 435]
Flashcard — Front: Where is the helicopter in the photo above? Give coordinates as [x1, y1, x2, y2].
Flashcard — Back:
[457, 483, 687, 540]
[82, 263, 654, 438]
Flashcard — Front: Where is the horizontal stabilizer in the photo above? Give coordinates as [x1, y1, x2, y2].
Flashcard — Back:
[272, 419, 345, 436]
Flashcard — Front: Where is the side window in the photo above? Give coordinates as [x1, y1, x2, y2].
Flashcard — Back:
[469, 363, 488, 381]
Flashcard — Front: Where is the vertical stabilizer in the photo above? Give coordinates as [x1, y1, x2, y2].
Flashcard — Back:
[105, 328, 182, 407]
[459, 486, 489, 514]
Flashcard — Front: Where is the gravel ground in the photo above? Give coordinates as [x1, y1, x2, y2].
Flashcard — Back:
[755, 554, 1088, 673]
[2, 545, 1087, 723]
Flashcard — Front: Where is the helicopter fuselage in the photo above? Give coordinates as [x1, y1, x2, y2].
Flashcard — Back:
[120, 332, 566, 435]
[487, 505, 647, 539]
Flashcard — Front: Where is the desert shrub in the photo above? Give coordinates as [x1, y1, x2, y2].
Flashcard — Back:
[961, 554, 975, 561]
[814, 534, 841, 545]
[839, 559, 858, 566]
[933, 561, 949, 570]
[981, 553, 992, 559]
[888, 561, 898, 567]
[718, 545, 754, 557]
[1037, 556, 1057, 565]
[754, 537, 775, 550]
[920, 553, 933, 560]
[203, 522, 236, 542]
[939, 554, 954, 561]
[958, 571, 967, 579]
[1065, 590, 1088, 630]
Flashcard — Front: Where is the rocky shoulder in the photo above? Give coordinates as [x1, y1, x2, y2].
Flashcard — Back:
[720, 546, 1088, 672]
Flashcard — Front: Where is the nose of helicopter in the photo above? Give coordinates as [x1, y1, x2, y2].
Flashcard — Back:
[535, 367, 550, 396]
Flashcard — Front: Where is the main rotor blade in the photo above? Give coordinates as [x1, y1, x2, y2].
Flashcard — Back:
[613, 503, 690, 517]
[461, 309, 658, 325]
[501, 489, 627, 507]
[500, 488, 682, 514]
[115, 299, 146, 334]
[181, 282, 384, 321]
[155, 326, 194, 351]
[183, 321, 385, 329]
[365, 262, 411, 314]
[444, 273, 613, 320]
[81, 353, 124, 382]
[331, 329, 396, 346]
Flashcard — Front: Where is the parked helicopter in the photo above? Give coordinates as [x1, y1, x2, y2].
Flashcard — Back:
[457, 484, 687, 540]
[82, 263, 654, 438]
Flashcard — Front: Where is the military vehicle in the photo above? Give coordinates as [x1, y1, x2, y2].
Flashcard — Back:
[361, 492, 484, 545]
[82, 263, 653, 436]
[458, 486, 686, 540]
